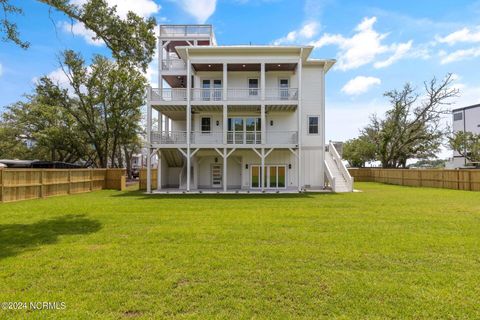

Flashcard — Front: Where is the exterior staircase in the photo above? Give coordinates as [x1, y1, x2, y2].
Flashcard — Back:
[324, 142, 354, 192]
[161, 149, 184, 168]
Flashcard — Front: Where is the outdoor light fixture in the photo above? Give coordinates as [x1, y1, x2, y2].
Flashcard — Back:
[208, 64, 212, 67]
[288, 164, 292, 169]
[216, 120, 220, 126]
[245, 164, 248, 169]
[242, 64, 246, 67]
[270, 120, 274, 126]
[278, 64, 281, 67]
[215, 157, 218, 163]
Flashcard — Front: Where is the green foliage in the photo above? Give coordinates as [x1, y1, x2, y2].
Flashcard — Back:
[1, 50, 145, 167]
[0, 97, 90, 162]
[342, 137, 376, 167]
[449, 131, 480, 164]
[1, 0, 156, 71]
[355, 74, 458, 168]
[408, 159, 447, 168]
[0, 183, 480, 318]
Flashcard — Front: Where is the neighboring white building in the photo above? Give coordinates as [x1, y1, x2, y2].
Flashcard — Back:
[145, 24, 353, 193]
[448, 104, 480, 168]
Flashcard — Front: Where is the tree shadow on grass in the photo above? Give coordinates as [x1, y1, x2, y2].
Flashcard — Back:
[0, 214, 102, 260]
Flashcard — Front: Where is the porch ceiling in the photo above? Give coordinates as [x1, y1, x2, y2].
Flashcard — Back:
[153, 105, 186, 120]
[163, 75, 186, 88]
[266, 105, 297, 112]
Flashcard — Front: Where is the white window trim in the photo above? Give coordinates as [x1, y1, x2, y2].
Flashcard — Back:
[200, 115, 212, 134]
[307, 115, 321, 135]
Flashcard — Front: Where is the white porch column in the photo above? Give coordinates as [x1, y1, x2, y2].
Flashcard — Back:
[223, 63, 228, 100]
[157, 150, 162, 191]
[261, 104, 266, 145]
[223, 104, 228, 145]
[165, 116, 170, 133]
[223, 148, 227, 192]
[260, 62, 265, 100]
[146, 86, 152, 193]
[158, 111, 163, 131]
[297, 52, 303, 191]
[261, 148, 265, 192]
[186, 57, 192, 191]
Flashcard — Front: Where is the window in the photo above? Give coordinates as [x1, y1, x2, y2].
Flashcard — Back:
[308, 116, 319, 134]
[453, 112, 463, 121]
[249, 79, 259, 96]
[201, 117, 211, 133]
[279, 79, 289, 100]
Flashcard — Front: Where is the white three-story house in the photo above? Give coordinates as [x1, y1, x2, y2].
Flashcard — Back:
[145, 25, 353, 193]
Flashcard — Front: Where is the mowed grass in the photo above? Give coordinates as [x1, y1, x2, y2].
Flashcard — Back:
[0, 183, 480, 319]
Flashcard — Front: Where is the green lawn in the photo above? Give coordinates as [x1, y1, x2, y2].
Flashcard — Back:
[1, 183, 479, 319]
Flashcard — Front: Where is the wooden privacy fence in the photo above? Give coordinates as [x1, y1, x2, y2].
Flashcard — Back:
[349, 168, 480, 191]
[0, 168, 126, 203]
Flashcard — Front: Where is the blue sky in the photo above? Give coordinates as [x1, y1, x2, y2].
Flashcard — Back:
[1, 0, 480, 156]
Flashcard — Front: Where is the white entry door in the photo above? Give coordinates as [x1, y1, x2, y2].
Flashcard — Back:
[211, 164, 223, 188]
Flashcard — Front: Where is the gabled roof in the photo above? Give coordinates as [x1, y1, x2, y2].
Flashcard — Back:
[453, 104, 480, 112]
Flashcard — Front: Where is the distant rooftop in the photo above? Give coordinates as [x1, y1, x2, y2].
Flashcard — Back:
[159, 24, 216, 44]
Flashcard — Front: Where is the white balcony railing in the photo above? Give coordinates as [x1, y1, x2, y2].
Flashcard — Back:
[159, 25, 213, 37]
[227, 88, 261, 100]
[151, 88, 187, 101]
[150, 87, 299, 102]
[265, 88, 298, 101]
[150, 131, 298, 145]
[151, 131, 187, 144]
[191, 88, 224, 101]
[161, 59, 186, 71]
[227, 131, 262, 145]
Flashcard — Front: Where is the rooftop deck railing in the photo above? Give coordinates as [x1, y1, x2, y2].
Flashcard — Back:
[159, 25, 213, 38]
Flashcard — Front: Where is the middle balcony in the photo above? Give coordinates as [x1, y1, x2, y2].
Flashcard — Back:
[150, 87, 299, 103]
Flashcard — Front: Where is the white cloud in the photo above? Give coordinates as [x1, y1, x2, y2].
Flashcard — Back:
[436, 27, 480, 46]
[310, 17, 412, 71]
[273, 21, 320, 45]
[341, 76, 381, 95]
[71, 0, 160, 19]
[177, 0, 217, 24]
[374, 40, 413, 68]
[439, 47, 480, 64]
[61, 21, 104, 46]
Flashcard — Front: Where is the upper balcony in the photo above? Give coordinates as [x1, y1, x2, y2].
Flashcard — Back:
[159, 25, 216, 44]
[150, 88, 299, 103]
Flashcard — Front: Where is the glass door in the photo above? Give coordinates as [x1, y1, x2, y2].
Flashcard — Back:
[251, 165, 262, 188]
[279, 79, 289, 100]
[213, 79, 222, 101]
[202, 80, 210, 101]
[211, 164, 222, 188]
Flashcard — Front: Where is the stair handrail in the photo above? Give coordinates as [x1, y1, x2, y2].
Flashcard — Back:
[328, 142, 354, 191]
[324, 159, 336, 191]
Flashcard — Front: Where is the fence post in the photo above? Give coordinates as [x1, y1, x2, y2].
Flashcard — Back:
[40, 170, 45, 198]
[457, 170, 460, 190]
[469, 171, 472, 191]
[68, 169, 71, 194]
[0, 170, 3, 203]
[90, 169, 94, 191]
[418, 170, 422, 187]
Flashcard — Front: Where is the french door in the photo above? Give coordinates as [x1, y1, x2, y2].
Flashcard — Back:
[227, 117, 261, 144]
[250, 165, 286, 189]
[202, 79, 222, 101]
[211, 164, 222, 188]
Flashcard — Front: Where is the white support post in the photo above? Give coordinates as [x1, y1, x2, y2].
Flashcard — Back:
[186, 56, 192, 192]
[223, 104, 228, 145]
[261, 62, 265, 101]
[157, 150, 162, 191]
[297, 52, 303, 191]
[223, 63, 228, 101]
[261, 104, 266, 145]
[261, 148, 265, 192]
[146, 86, 152, 193]
[320, 65, 326, 187]
[223, 147, 227, 192]
[158, 111, 163, 132]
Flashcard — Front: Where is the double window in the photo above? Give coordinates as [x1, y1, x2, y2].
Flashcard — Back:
[453, 112, 463, 121]
[227, 117, 261, 144]
[308, 116, 320, 134]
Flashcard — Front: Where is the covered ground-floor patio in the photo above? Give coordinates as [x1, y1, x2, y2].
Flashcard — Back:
[146, 147, 308, 193]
